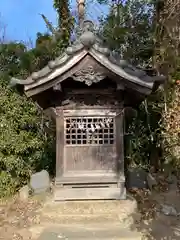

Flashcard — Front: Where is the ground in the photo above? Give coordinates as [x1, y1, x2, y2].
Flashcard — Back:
[1, 174, 180, 240]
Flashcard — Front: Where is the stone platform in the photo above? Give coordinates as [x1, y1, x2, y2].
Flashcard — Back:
[37, 223, 142, 240]
[40, 195, 137, 224]
[31, 195, 142, 239]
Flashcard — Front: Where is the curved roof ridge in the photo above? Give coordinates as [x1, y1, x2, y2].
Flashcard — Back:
[10, 20, 166, 95]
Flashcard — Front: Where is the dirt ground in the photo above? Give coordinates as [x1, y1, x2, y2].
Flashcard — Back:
[130, 174, 180, 239]
[1, 175, 180, 240]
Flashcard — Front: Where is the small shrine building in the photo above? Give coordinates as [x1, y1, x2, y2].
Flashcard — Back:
[11, 20, 165, 201]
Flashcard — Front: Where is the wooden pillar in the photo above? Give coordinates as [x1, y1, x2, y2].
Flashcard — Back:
[115, 109, 125, 177]
[55, 108, 64, 180]
[115, 90, 126, 198]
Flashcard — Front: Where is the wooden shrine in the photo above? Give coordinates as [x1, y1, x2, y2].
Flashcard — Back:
[11, 20, 166, 200]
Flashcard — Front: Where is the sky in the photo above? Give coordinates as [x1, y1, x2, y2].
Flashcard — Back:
[0, 0, 57, 44]
[0, 0, 109, 45]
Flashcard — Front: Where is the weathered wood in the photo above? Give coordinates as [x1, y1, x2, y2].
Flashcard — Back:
[65, 88, 116, 95]
[115, 110, 125, 185]
[53, 83, 62, 91]
[56, 174, 125, 184]
[25, 55, 108, 97]
[39, 73, 126, 201]
[116, 83, 125, 90]
[56, 109, 64, 178]
[63, 111, 117, 177]
[62, 108, 118, 116]
[54, 106, 126, 200]
[61, 104, 122, 110]
[64, 145, 116, 172]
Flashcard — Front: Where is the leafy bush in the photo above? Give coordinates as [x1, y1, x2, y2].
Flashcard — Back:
[0, 2, 71, 198]
[124, 90, 164, 169]
[0, 81, 54, 197]
[0, 40, 58, 198]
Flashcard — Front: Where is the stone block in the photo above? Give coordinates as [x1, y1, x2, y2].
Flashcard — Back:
[146, 173, 157, 190]
[126, 168, 148, 189]
[30, 170, 50, 194]
[19, 185, 29, 200]
[37, 224, 142, 240]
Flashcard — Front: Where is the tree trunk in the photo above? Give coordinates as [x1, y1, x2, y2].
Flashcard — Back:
[154, 0, 180, 75]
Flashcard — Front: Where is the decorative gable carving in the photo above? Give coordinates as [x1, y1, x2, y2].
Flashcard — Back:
[72, 65, 105, 86]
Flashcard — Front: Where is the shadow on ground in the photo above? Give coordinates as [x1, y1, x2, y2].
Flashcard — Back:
[129, 186, 180, 240]
[1, 176, 180, 240]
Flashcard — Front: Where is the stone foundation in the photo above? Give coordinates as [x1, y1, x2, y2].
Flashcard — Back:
[41, 194, 137, 225]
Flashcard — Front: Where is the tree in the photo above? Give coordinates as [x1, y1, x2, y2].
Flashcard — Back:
[53, 0, 74, 42]
[38, 1, 74, 53]
[97, 0, 162, 169]
[99, 0, 154, 66]
[154, 0, 180, 168]
[0, 42, 26, 77]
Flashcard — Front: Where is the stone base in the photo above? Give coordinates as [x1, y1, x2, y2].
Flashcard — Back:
[54, 185, 126, 201]
[41, 194, 137, 225]
[37, 224, 142, 240]
[33, 194, 140, 239]
[54, 178, 126, 201]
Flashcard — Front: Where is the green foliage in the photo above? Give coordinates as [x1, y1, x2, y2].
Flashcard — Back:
[0, 0, 74, 197]
[154, 0, 180, 169]
[99, 0, 154, 66]
[99, 0, 180, 171]
[160, 82, 180, 168]
[0, 0, 75, 197]
[99, 0, 162, 168]
[0, 80, 52, 197]
[125, 89, 164, 169]
[0, 42, 26, 76]
[123, 0, 180, 170]
[0, 41, 57, 197]
[53, 0, 75, 43]
[0, 24, 63, 198]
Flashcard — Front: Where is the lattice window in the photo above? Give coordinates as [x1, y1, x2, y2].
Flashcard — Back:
[65, 116, 115, 145]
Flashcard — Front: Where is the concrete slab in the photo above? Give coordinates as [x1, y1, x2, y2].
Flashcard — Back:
[41, 195, 137, 224]
[37, 225, 142, 240]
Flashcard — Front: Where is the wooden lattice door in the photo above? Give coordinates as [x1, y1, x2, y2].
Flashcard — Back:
[62, 109, 120, 180]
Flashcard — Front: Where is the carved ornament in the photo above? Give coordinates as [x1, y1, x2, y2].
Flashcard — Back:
[72, 65, 105, 86]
